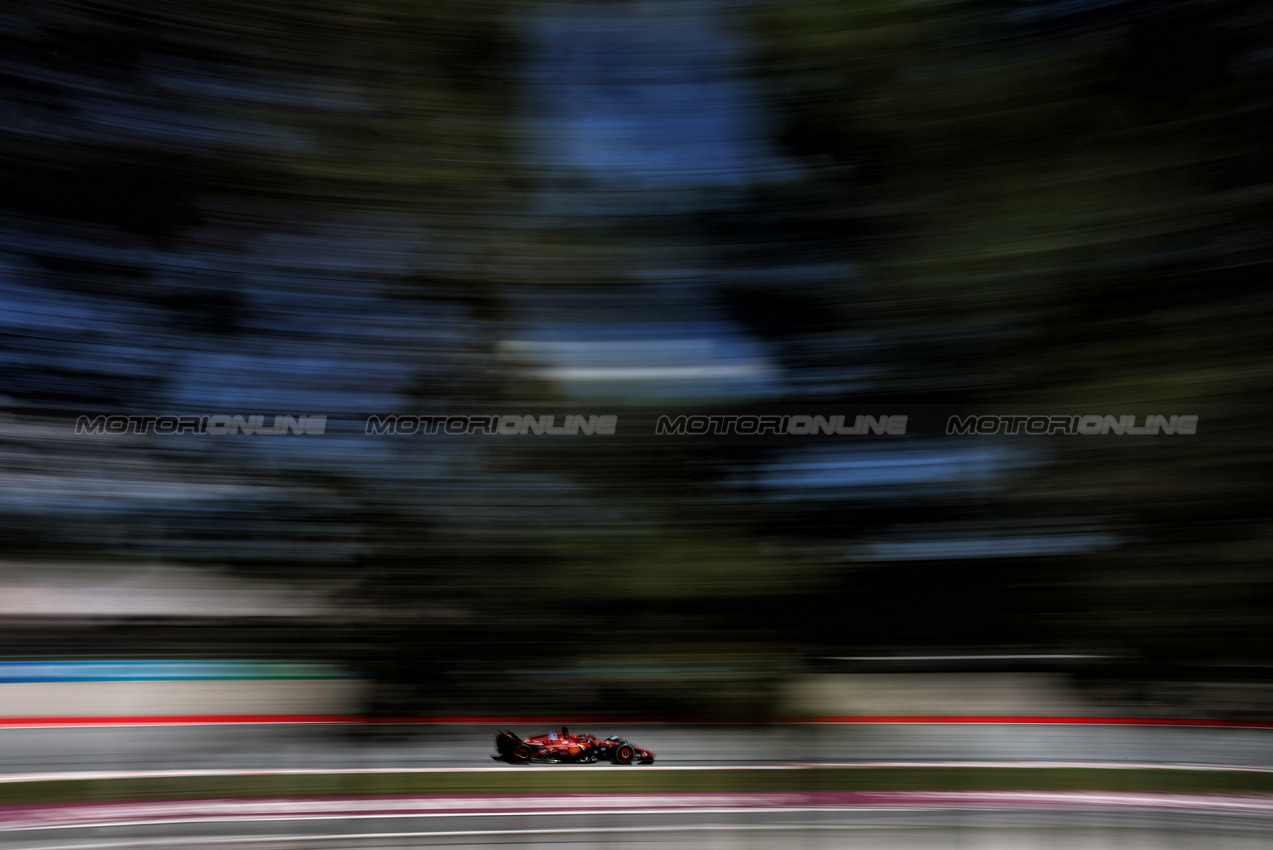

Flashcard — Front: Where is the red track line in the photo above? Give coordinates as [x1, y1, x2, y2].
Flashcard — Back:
[792, 716, 1273, 728]
[0, 715, 357, 727]
[0, 715, 1271, 728]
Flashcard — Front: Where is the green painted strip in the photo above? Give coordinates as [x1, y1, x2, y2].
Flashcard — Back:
[0, 767, 1271, 806]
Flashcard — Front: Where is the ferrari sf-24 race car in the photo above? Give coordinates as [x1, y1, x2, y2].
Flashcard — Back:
[494, 727, 655, 764]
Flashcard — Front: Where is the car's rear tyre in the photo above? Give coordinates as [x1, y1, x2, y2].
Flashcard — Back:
[614, 744, 634, 765]
[512, 743, 533, 764]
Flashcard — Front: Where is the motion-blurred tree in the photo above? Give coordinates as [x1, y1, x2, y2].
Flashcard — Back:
[744, 0, 1273, 678]
[6, 0, 1273, 719]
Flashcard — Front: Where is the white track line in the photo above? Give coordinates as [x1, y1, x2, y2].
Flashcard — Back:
[0, 808, 931, 834]
[0, 823, 909, 850]
[7, 792, 1273, 833]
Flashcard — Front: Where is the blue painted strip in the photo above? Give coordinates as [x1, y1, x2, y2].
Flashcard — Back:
[0, 661, 351, 683]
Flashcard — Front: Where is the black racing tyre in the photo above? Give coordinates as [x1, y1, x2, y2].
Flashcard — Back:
[511, 743, 533, 764]
[614, 744, 634, 765]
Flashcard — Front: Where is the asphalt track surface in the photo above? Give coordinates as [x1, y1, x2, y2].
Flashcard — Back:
[2, 802, 1273, 849]
[3, 723, 1273, 848]
[2, 722, 1273, 773]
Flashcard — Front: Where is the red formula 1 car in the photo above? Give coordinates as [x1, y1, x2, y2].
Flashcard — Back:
[493, 727, 655, 765]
